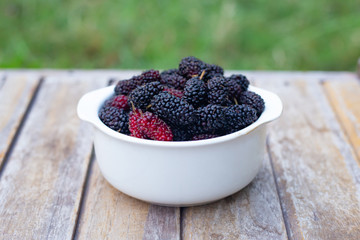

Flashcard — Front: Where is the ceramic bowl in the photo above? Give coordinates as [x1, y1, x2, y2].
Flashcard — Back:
[77, 85, 282, 206]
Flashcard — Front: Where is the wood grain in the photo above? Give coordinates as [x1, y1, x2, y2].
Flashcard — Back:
[1, 70, 359, 240]
[323, 79, 360, 163]
[75, 159, 180, 240]
[257, 77, 360, 239]
[182, 153, 288, 240]
[0, 75, 107, 239]
[0, 74, 40, 168]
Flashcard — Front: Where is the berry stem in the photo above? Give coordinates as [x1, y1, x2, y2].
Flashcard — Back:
[199, 70, 206, 80]
[130, 101, 136, 111]
[234, 98, 239, 105]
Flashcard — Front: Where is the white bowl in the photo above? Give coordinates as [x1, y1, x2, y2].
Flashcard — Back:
[77, 85, 282, 206]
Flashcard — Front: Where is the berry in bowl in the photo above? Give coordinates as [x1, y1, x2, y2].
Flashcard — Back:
[77, 57, 282, 206]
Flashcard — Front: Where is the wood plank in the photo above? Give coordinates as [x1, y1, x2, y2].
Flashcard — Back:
[75, 72, 180, 240]
[0, 75, 107, 239]
[323, 79, 360, 163]
[257, 77, 360, 239]
[75, 158, 180, 240]
[0, 74, 40, 168]
[182, 152, 288, 240]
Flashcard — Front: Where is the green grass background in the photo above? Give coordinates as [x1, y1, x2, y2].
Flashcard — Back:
[1, 0, 359, 70]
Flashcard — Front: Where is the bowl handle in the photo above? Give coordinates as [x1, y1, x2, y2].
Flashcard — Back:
[260, 90, 283, 124]
[77, 91, 96, 124]
[77, 86, 114, 124]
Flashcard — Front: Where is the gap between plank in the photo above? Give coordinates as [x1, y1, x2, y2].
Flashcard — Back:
[72, 78, 114, 240]
[0, 74, 6, 89]
[266, 136, 292, 240]
[179, 207, 184, 240]
[0, 77, 44, 179]
[71, 147, 96, 240]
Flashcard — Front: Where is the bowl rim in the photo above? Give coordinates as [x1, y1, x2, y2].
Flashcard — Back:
[77, 85, 282, 148]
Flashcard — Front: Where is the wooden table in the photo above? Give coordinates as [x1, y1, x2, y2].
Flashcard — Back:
[1, 69, 360, 240]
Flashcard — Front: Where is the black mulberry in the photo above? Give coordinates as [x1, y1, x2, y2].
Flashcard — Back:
[171, 127, 192, 141]
[179, 56, 206, 79]
[225, 104, 258, 133]
[128, 81, 163, 111]
[192, 134, 219, 141]
[163, 87, 184, 98]
[114, 75, 144, 95]
[238, 91, 265, 116]
[183, 77, 207, 108]
[142, 69, 161, 82]
[114, 70, 160, 95]
[99, 106, 130, 134]
[150, 92, 195, 127]
[160, 72, 187, 90]
[161, 68, 179, 76]
[194, 104, 227, 134]
[207, 75, 232, 106]
[204, 64, 224, 80]
[226, 74, 249, 100]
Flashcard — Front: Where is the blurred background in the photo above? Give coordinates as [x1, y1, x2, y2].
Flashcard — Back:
[0, 0, 359, 70]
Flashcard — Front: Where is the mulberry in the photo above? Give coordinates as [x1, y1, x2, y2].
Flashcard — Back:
[160, 72, 187, 90]
[114, 70, 160, 95]
[192, 134, 219, 141]
[142, 69, 161, 82]
[183, 77, 207, 108]
[226, 74, 249, 100]
[99, 106, 130, 134]
[238, 91, 265, 116]
[194, 104, 227, 134]
[128, 81, 163, 110]
[179, 56, 206, 79]
[171, 127, 192, 141]
[129, 109, 173, 141]
[225, 104, 258, 133]
[129, 109, 146, 139]
[150, 92, 195, 127]
[98, 57, 265, 141]
[204, 64, 224, 80]
[161, 68, 179, 76]
[163, 87, 184, 98]
[207, 75, 232, 106]
[114, 75, 144, 95]
[104, 95, 129, 110]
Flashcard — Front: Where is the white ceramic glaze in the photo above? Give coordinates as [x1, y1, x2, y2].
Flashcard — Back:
[77, 85, 282, 206]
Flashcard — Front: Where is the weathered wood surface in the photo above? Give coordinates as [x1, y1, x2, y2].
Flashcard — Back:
[0, 70, 360, 240]
[0, 74, 40, 169]
[75, 74, 181, 240]
[0, 75, 107, 239]
[257, 77, 360, 239]
[182, 153, 288, 240]
[323, 79, 360, 163]
[75, 160, 180, 240]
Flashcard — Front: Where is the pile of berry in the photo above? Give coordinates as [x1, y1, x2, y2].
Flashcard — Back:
[99, 56, 265, 141]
